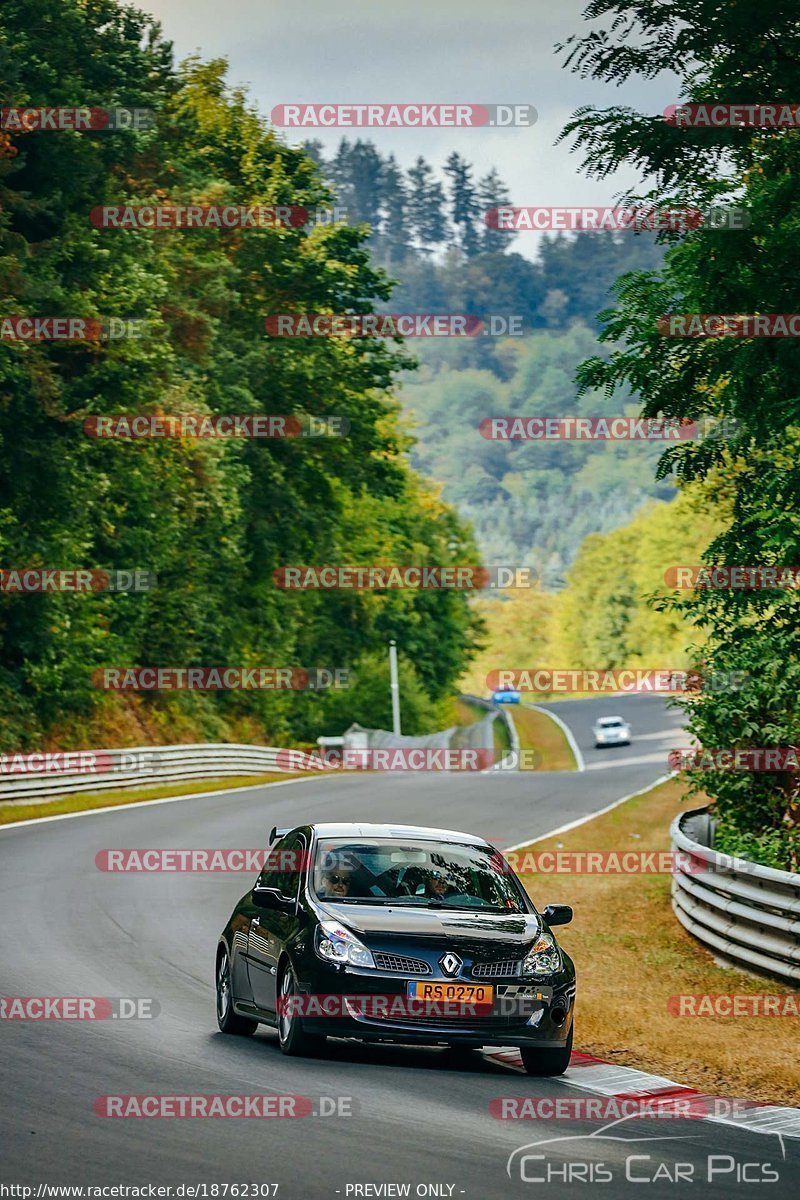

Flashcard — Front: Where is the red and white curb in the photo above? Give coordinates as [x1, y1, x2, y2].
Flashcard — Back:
[484, 1048, 800, 1139]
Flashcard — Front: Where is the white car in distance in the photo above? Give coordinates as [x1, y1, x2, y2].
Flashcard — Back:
[592, 715, 631, 748]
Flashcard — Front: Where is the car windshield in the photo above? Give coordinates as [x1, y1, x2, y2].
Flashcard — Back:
[312, 838, 526, 911]
[598, 718, 624, 727]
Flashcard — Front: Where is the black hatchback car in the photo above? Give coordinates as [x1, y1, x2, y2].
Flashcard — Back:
[216, 822, 576, 1074]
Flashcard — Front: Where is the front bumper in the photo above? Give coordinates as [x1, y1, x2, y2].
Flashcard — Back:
[297, 958, 575, 1048]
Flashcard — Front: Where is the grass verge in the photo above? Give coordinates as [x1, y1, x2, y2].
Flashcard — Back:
[514, 704, 576, 771]
[450, 697, 488, 727]
[0, 772, 317, 826]
[515, 776, 798, 1106]
[493, 713, 512, 759]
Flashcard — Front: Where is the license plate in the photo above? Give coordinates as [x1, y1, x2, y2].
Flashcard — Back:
[406, 981, 494, 1004]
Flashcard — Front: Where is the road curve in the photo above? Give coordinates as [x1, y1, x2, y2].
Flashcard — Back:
[1, 696, 797, 1197]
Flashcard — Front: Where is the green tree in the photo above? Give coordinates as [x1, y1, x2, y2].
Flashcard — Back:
[406, 156, 448, 255]
[377, 153, 410, 266]
[559, 0, 800, 866]
[444, 152, 480, 257]
[477, 167, 515, 254]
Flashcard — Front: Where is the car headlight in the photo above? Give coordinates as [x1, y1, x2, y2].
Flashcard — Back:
[522, 929, 562, 978]
[315, 921, 375, 968]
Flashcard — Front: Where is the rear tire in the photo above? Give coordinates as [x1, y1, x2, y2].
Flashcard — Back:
[216, 948, 257, 1036]
[277, 962, 326, 1057]
[520, 1023, 573, 1076]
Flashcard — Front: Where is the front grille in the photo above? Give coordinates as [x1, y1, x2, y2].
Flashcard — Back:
[373, 952, 432, 975]
[472, 959, 523, 979]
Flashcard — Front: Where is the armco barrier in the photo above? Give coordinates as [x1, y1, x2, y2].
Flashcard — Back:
[671, 807, 800, 984]
[0, 744, 325, 804]
[459, 693, 519, 769]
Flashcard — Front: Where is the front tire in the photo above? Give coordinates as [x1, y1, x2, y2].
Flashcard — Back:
[277, 962, 326, 1057]
[216, 947, 257, 1036]
[520, 1023, 573, 1076]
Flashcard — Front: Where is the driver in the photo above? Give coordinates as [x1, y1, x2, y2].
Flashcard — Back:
[317, 853, 355, 899]
[424, 868, 462, 899]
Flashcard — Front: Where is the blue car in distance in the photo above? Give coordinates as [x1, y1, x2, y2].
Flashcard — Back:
[492, 685, 521, 705]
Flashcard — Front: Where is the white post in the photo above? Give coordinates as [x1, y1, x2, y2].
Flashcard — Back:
[389, 639, 401, 736]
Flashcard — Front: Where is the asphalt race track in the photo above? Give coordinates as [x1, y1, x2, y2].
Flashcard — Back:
[1, 695, 797, 1197]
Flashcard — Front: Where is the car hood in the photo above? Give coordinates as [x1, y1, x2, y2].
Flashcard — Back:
[316, 902, 542, 944]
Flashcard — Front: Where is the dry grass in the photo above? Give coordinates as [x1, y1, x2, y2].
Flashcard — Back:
[513, 704, 576, 771]
[517, 777, 799, 1106]
[451, 698, 486, 727]
[0, 772, 316, 826]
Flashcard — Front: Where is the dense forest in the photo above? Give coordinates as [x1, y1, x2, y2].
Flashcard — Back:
[0, 0, 485, 749]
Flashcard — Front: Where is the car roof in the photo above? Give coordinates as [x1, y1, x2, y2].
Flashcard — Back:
[596, 715, 625, 724]
[305, 822, 491, 846]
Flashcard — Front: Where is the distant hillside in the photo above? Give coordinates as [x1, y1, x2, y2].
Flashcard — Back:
[310, 139, 670, 579]
[458, 484, 728, 698]
[400, 326, 675, 585]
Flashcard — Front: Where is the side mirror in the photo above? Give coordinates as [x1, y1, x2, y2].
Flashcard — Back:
[541, 904, 573, 927]
[252, 886, 291, 912]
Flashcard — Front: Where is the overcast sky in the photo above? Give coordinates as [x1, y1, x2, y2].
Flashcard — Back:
[136, 0, 678, 259]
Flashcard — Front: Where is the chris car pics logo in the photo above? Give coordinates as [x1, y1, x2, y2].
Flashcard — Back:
[507, 1120, 784, 1184]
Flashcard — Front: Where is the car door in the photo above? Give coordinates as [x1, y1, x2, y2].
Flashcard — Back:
[247, 832, 307, 1013]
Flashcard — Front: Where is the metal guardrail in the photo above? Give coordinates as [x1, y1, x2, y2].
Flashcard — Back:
[671, 807, 800, 984]
[0, 744, 325, 804]
[459, 693, 519, 770]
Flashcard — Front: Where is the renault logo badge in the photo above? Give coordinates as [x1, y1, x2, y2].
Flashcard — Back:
[440, 952, 462, 977]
